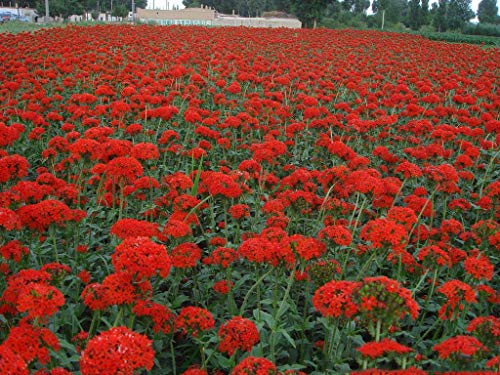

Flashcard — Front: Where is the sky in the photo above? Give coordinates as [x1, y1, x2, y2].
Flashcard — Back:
[147, 0, 488, 15]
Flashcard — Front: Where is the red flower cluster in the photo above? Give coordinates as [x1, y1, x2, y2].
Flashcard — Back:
[16, 282, 65, 320]
[218, 316, 260, 356]
[132, 299, 175, 334]
[174, 306, 215, 337]
[231, 357, 277, 375]
[170, 242, 202, 268]
[357, 338, 412, 359]
[112, 236, 171, 279]
[433, 335, 488, 359]
[110, 218, 160, 239]
[437, 280, 477, 320]
[312, 280, 359, 319]
[17, 199, 85, 232]
[80, 326, 155, 375]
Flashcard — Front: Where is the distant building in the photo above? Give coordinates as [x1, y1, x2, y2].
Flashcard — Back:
[136, 6, 301, 28]
[0, 6, 36, 21]
[136, 7, 216, 26]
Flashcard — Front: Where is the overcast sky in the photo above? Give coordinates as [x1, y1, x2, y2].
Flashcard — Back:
[148, 0, 486, 16]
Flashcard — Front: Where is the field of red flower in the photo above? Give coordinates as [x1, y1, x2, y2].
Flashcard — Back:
[0, 24, 498, 375]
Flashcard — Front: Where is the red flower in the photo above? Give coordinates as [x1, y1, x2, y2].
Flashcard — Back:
[174, 306, 215, 337]
[238, 228, 293, 266]
[433, 335, 488, 359]
[360, 218, 408, 251]
[17, 199, 85, 232]
[132, 299, 175, 334]
[229, 204, 251, 219]
[201, 171, 243, 198]
[218, 316, 260, 356]
[102, 272, 150, 306]
[356, 276, 419, 325]
[0, 240, 29, 263]
[131, 142, 159, 160]
[16, 282, 65, 320]
[112, 237, 171, 279]
[77, 270, 92, 284]
[424, 164, 459, 193]
[350, 368, 426, 375]
[0, 269, 52, 315]
[463, 252, 494, 281]
[4, 321, 60, 365]
[162, 219, 193, 239]
[0, 154, 29, 183]
[231, 357, 277, 375]
[80, 326, 154, 375]
[466, 316, 500, 348]
[417, 245, 451, 268]
[394, 161, 423, 179]
[437, 280, 477, 320]
[170, 242, 202, 268]
[318, 225, 352, 246]
[81, 283, 108, 311]
[289, 234, 326, 261]
[110, 219, 159, 239]
[0, 344, 28, 375]
[312, 280, 360, 319]
[213, 279, 234, 294]
[203, 247, 239, 268]
[357, 338, 412, 359]
[104, 156, 143, 184]
[0, 208, 21, 231]
[181, 369, 208, 375]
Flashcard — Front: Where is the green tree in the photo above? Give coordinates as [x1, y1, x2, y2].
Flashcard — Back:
[446, 0, 474, 30]
[477, 0, 499, 23]
[112, 3, 128, 17]
[36, 0, 85, 18]
[432, 0, 447, 31]
[372, 0, 408, 28]
[407, 0, 422, 29]
[183, 0, 202, 7]
[420, 0, 430, 25]
[342, 0, 370, 14]
[290, 0, 328, 28]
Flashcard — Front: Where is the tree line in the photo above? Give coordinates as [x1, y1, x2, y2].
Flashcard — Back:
[11, 0, 500, 32]
[182, 0, 499, 31]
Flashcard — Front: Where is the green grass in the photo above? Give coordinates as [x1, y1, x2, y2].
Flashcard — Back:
[0, 20, 58, 34]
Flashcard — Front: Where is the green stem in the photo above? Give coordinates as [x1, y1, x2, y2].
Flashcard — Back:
[416, 267, 439, 326]
[239, 267, 273, 315]
[356, 250, 380, 280]
[200, 341, 207, 370]
[88, 310, 101, 337]
[170, 338, 177, 375]
[112, 306, 124, 327]
[375, 319, 382, 342]
[50, 227, 60, 263]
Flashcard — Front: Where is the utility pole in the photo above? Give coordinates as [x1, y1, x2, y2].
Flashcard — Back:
[44, 0, 49, 21]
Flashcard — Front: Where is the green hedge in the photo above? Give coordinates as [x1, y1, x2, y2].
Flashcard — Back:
[421, 31, 499, 46]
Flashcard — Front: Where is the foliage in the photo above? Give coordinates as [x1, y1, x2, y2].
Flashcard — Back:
[0, 25, 499, 374]
[34, 0, 84, 18]
[446, 0, 475, 30]
[112, 4, 129, 18]
[372, 0, 409, 28]
[477, 0, 499, 24]
[432, 0, 449, 32]
[463, 22, 500, 37]
[422, 30, 500, 44]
